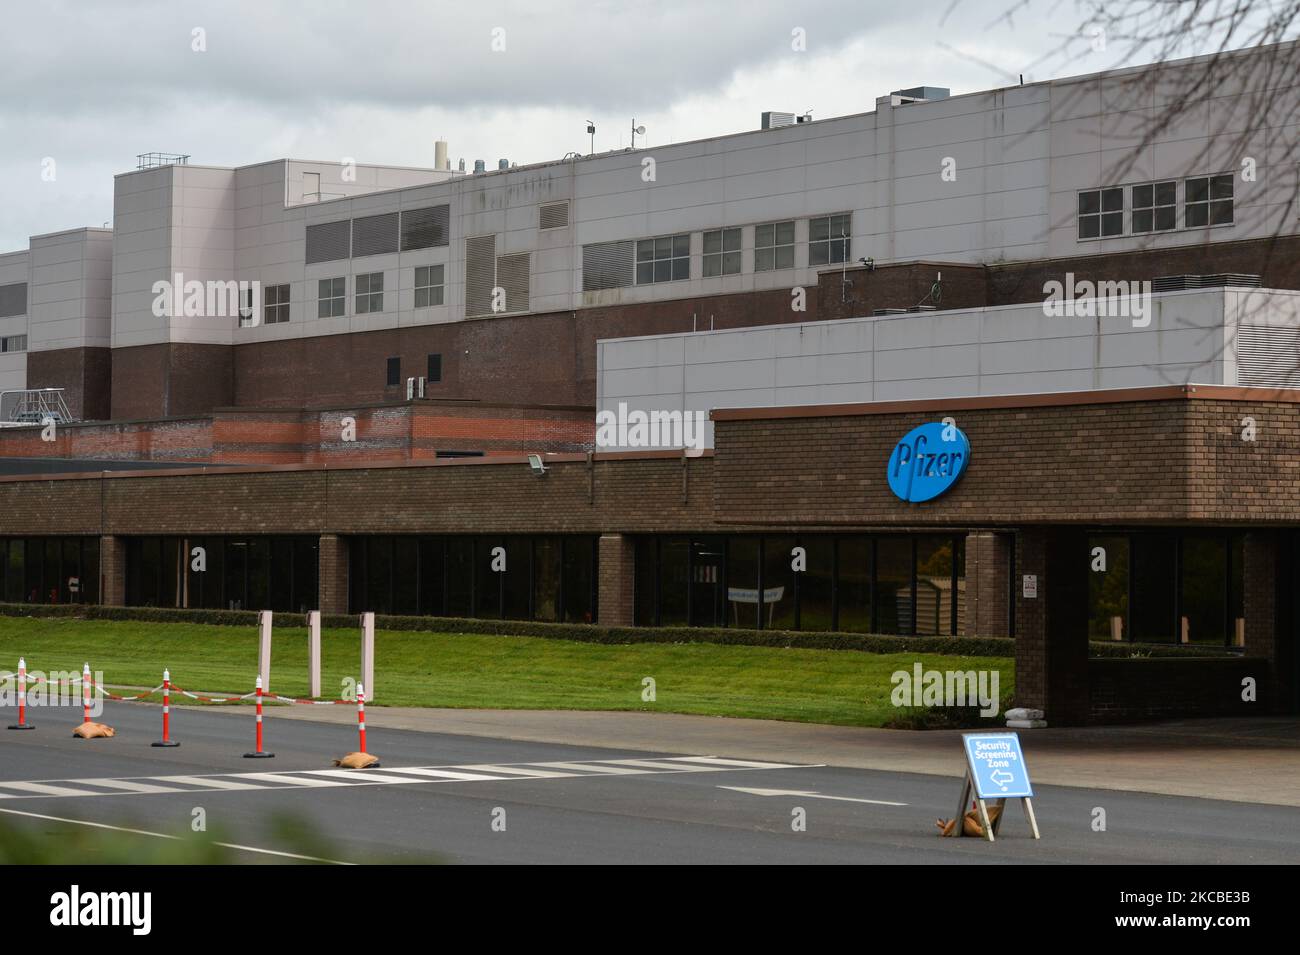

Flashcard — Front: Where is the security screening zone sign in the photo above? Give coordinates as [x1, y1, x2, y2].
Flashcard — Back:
[949, 732, 1041, 842]
[965, 733, 1033, 799]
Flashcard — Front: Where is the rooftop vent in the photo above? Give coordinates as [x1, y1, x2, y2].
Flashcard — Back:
[761, 111, 812, 130]
[872, 308, 909, 316]
[473, 159, 486, 173]
[890, 86, 950, 103]
[1152, 273, 1262, 292]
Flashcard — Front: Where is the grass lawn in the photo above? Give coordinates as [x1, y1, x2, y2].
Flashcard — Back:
[0, 616, 1013, 728]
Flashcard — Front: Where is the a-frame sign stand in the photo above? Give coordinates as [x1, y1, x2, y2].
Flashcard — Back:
[949, 732, 1041, 842]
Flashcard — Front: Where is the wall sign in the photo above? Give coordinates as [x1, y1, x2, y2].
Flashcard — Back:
[1022, 574, 1038, 599]
[886, 422, 970, 502]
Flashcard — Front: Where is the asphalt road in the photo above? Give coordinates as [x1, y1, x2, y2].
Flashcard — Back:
[1, 700, 1296, 864]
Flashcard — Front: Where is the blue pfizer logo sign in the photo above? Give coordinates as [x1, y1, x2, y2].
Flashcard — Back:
[887, 421, 970, 502]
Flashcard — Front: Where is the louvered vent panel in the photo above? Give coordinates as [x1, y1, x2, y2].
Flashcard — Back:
[465, 235, 497, 317]
[0, 283, 28, 318]
[1236, 324, 1300, 388]
[539, 201, 569, 230]
[352, 212, 399, 257]
[582, 241, 634, 290]
[401, 205, 450, 250]
[305, 220, 351, 264]
[495, 253, 530, 314]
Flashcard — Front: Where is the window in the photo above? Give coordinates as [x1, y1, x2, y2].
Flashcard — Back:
[414, 265, 444, 308]
[1185, 174, 1234, 227]
[355, 272, 384, 313]
[808, 213, 851, 265]
[1078, 188, 1124, 239]
[635, 234, 690, 284]
[317, 277, 345, 318]
[702, 228, 741, 277]
[1, 335, 27, 353]
[386, 357, 400, 387]
[755, 221, 795, 271]
[1132, 181, 1177, 233]
[262, 284, 290, 324]
[0, 282, 26, 318]
[428, 353, 442, 383]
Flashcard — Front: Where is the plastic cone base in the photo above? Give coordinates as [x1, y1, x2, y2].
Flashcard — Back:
[151, 740, 180, 747]
[242, 751, 275, 758]
[7, 723, 34, 730]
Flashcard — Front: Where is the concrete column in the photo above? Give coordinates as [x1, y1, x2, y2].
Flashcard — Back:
[318, 533, 349, 615]
[1013, 527, 1090, 725]
[964, 530, 1010, 637]
[99, 535, 126, 606]
[597, 533, 636, 626]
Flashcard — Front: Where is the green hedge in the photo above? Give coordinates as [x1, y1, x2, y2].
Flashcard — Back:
[1087, 640, 1241, 659]
[0, 602, 1014, 658]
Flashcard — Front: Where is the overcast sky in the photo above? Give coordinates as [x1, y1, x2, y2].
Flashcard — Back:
[0, 0, 1249, 251]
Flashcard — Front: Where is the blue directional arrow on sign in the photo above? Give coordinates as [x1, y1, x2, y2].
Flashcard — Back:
[963, 732, 1033, 799]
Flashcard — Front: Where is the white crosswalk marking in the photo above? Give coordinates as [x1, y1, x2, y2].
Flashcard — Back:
[0, 755, 813, 800]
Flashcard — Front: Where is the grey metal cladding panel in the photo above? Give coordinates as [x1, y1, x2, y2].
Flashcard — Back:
[465, 234, 496, 317]
[305, 220, 351, 264]
[582, 241, 633, 291]
[352, 212, 399, 257]
[0, 283, 26, 317]
[539, 201, 569, 230]
[400, 205, 450, 251]
[1236, 324, 1300, 387]
[496, 252, 530, 313]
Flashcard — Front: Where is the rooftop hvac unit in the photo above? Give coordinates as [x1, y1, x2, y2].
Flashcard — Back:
[406, 376, 426, 400]
[907, 305, 938, 313]
[872, 308, 908, 316]
[761, 111, 796, 129]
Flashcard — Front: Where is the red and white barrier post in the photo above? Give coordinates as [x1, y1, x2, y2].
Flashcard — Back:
[7, 657, 34, 730]
[357, 683, 367, 754]
[82, 662, 91, 724]
[243, 676, 274, 758]
[152, 669, 180, 748]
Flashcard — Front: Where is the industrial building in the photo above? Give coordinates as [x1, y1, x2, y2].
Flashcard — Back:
[2, 41, 1299, 723]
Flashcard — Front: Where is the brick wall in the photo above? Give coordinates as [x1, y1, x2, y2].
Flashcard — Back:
[597, 533, 635, 626]
[964, 530, 1010, 637]
[1088, 658, 1267, 723]
[27, 347, 112, 421]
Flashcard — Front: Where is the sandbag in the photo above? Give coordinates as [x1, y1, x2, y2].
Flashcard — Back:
[332, 752, 380, 769]
[72, 722, 115, 739]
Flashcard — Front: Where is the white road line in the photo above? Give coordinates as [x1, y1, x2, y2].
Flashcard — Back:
[351, 767, 505, 782]
[154, 775, 268, 791]
[718, 785, 908, 806]
[455, 765, 578, 778]
[530, 761, 649, 775]
[237, 773, 354, 788]
[0, 781, 97, 798]
[595, 758, 720, 772]
[75, 778, 189, 795]
[0, 756, 819, 800]
[0, 805, 353, 864]
[674, 756, 819, 769]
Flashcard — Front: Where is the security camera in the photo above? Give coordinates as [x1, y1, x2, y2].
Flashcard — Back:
[527, 453, 548, 476]
[859, 256, 875, 271]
